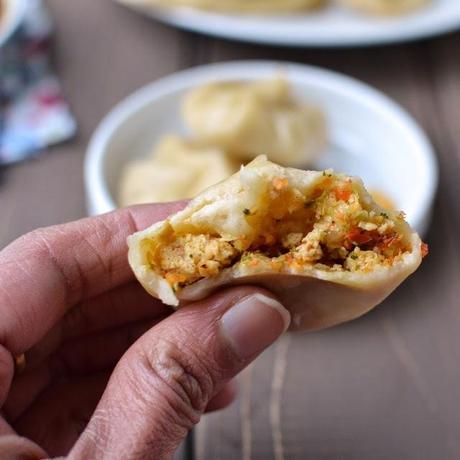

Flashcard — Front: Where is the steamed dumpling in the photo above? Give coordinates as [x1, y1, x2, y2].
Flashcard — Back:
[182, 78, 327, 167]
[119, 135, 238, 206]
[338, 0, 430, 15]
[120, 0, 324, 13]
[128, 156, 426, 331]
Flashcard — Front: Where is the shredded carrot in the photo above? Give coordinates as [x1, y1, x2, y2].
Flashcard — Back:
[289, 261, 302, 270]
[346, 229, 373, 245]
[270, 260, 281, 270]
[311, 188, 323, 199]
[165, 273, 187, 285]
[248, 259, 260, 267]
[284, 254, 293, 264]
[421, 242, 429, 258]
[322, 177, 332, 188]
[272, 177, 289, 191]
[334, 187, 352, 202]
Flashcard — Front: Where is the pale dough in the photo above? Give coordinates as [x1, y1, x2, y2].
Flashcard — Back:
[183, 77, 327, 167]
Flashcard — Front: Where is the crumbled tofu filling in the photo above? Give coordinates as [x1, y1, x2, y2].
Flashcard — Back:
[147, 174, 412, 291]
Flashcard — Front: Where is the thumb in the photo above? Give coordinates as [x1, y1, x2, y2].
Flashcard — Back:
[70, 287, 290, 460]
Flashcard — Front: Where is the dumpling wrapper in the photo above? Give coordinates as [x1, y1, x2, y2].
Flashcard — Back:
[119, 135, 239, 206]
[182, 78, 327, 167]
[338, 0, 430, 15]
[128, 156, 425, 332]
[120, 0, 324, 13]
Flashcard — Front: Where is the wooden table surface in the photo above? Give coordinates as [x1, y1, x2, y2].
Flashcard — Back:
[2, 1, 460, 458]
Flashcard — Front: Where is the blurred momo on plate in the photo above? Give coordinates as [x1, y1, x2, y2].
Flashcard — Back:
[339, 0, 430, 15]
[119, 136, 238, 206]
[183, 77, 327, 167]
[128, 157, 427, 332]
[125, 0, 324, 13]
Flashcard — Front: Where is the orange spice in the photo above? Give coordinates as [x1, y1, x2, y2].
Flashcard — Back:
[334, 187, 352, 202]
[421, 242, 429, 258]
[165, 272, 187, 285]
[272, 177, 289, 191]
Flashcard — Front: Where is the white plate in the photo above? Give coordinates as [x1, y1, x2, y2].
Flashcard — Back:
[85, 61, 438, 235]
[117, 0, 460, 47]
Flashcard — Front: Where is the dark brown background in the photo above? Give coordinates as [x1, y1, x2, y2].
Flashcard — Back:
[2, 1, 460, 458]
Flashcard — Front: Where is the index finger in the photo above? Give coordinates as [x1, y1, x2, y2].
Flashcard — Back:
[0, 202, 185, 355]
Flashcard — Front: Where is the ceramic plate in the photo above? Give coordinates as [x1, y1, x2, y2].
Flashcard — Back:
[117, 0, 460, 47]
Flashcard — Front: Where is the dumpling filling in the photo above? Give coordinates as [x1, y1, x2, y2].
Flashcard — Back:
[143, 171, 424, 293]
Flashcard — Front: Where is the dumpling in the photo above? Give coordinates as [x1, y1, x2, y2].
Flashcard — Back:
[120, 0, 324, 13]
[118, 135, 239, 206]
[182, 78, 327, 167]
[128, 156, 426, 331]
[338, 0, 430, 15]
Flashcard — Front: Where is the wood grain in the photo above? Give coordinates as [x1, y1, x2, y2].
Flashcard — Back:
[1, 1, 459, 458]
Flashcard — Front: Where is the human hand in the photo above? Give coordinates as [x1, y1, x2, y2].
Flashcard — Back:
[0, 203, 290, 459]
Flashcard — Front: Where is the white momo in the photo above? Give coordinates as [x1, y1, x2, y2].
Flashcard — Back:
[182, 77, 327, 167]
[119, 135, 238, 206]
[121, 0, 324, 13]
[339, 0, 430, 15]
[128, 156, 426, 331]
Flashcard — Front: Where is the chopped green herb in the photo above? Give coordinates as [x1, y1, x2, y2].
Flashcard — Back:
[380, 212, 389, 219]
[350, 254, 358, 260]
[243, 208, 251, 215]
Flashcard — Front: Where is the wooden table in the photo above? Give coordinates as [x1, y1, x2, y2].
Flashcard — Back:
[2, 1, 460, 458]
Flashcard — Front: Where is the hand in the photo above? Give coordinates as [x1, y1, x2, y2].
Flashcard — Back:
[0, 204, 290, 459]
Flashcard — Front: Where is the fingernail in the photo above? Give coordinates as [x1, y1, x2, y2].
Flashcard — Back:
[220, 293, 291, 359]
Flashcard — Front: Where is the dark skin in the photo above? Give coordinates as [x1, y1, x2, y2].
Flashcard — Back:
[0, 203, 288, 459]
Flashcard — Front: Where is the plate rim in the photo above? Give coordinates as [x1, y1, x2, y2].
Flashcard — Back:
[118, 1, 460, 47]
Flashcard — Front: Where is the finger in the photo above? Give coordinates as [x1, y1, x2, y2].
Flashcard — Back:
[0, 346, 13, 407]
[205, 380, 238, 413]
[71, 287, 290, 460]
[14, 373, 109, 457]
[0, 201, 186, 356]
[0, 435, 47, 459]
[0, 417, 15, 436]
[26, 281, 169, 366]
[5, 317, 162, 422]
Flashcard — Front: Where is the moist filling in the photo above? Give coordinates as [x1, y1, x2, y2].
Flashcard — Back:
[147, 173, 412, 291]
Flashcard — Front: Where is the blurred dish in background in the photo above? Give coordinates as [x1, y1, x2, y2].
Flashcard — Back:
[119, 135, 239, 206]
[339, 0, 430, 16]
[85, 61, 438, 236]
[122, 0, 428, 15]
[138, 0, 324, 13]
[183, 77, 327, 167]
[115, 0, 460, 47]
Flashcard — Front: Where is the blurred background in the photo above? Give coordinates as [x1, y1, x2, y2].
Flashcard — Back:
[1, 0, 460, 459]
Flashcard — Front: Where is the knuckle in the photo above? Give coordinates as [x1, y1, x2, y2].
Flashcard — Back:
[134, 338, 215, 429]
